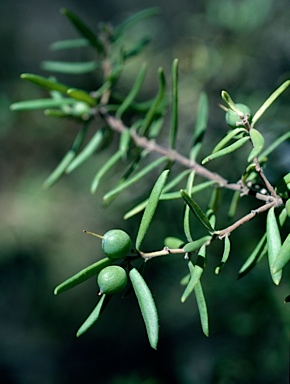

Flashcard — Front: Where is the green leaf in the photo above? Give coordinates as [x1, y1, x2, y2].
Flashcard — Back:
[164, 237, 184, 249]
[272, 233, 290, 273]
[221, 91, 242, 115]
[10, 98, 75, 111]
[258, 131, 290, 160]
[103, 156, 168, 206]
[201, 136, 250, 164]
[66, 129, 104, 173]
[212, 127, 247, 154]
[19, 73, 70, 93]
[124, 170, 191, 219]
[228, 190, 240, 218]
[50, 38, 89, 50]
[180, 273, 191, 286]
[275, 173, 290, 199]
[67, 88, 96, 106]
[129, 268, 159, 349]
[124, 37, 151, 59]
[181, 260, 201, 303]
[170, 58, 179, 149]
[248, 129, 265, 162]
[183, 236, 211, 253]
[266, 207, 282, 285]
[43, 122, 89, 188]
[135, 169, 169, 250]
[252, 80, 290, 127]
[61, 8, 105, 53]
[41, 60, 98, 74]
[180, 190, 215, 234]
[116, 63, 147, 119]
[195, 280, 209, 337]
[91, 150, 124, 193]
[139, 67, 166, 136]
[238, 234, 267, 279]
[286, 199, 290, 217]
[76, 294, 108, 337]
[183, 171, 196, 242]
[54, 257, 113, 295]
[113, 7, 160, 40]
[190, 92, 209, 160]
[215, 235, 231, 274]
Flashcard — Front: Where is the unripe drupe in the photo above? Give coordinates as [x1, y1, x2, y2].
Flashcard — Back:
[97, 266, 127, 295]
[102, 229, 132, 259]
[225, 103, 252, 128]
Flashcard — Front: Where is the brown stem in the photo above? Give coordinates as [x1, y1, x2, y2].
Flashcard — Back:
[216, 200, 276, 238]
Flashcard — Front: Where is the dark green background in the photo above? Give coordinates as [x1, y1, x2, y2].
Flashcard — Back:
[1, 0, 289, 383]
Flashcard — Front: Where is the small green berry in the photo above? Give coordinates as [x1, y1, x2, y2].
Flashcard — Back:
[97, 266, 127, 295]
[102, 229, 132, 259]
[225, 103, 252, 128]
[71, 102, 91, 119]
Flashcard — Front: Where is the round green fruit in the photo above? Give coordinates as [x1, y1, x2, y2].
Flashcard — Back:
[102, 229, 132, 259]
[97, 266, 127, 295]
[225, 103, 252, 128]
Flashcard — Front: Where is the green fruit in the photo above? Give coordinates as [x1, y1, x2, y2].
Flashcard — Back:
[102, 229, 132, 259]
[72, 102, 91, 119]
[97, 266, 127, 295]
[225, 103, 252, 128]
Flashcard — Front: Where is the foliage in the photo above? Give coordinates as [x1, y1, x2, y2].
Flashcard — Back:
[10, 8, 290, 350]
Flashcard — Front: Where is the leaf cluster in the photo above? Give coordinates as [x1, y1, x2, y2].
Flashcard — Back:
[11, 8, 290, 348]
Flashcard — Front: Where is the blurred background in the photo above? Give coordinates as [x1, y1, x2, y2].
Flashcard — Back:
[0, 0, 289, 383]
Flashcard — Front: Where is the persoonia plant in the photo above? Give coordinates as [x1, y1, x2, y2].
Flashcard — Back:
[10, 8, 290, 349]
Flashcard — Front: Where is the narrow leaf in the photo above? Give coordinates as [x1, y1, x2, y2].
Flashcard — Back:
[195, 280, 209, 337]
[272, 233, 290, 273]
[238, 234, 267, 279]
[252, 80, 290, 127]
[41, 60, 98, 74]
[54, 257, 113, 294]
[212, 127, 247, 153]
[215, 236, 231, 274]
[43, 123, 89, 188]
[66, 130, 103, 173]
[61, 8, 105, 53]
[180, 190, 214, 234]
[221, 91, 241, 114]
[10, 98, 75, 111]
[248, 129, 265, 162]
[113, 7, 160, 40]
[228, 190, 240, 218]
[103, 156, 168, 206]
[183, 171, 196, 242]
[258, 131, 290, 160]
[190, 92, 209, 160]
[116, 63, 147, 119]
[139, 67, 166, 136]
[266, 207, 282, 285]
[202, 136, 250, 164]
[67, 88, 96, 106]
[135, 169, 169, 250]
[170, 58, 179, 149]
[50, 38, 89, 50]
[129, 268, 159, 349]
[183, 236, 211, 253]
[164, 237, 184, 249]
[19, 73, 70, 93]
[124, 37, 151, 59]
[76, 294, 107, 337]
[124, 170, 191, 219]
[286, 199, 290, 217]
[91, 150, 124, 193]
